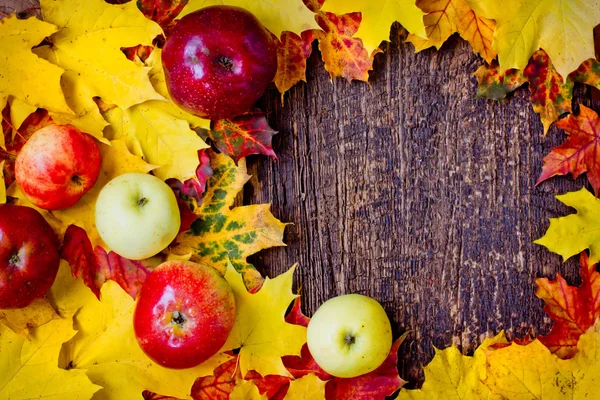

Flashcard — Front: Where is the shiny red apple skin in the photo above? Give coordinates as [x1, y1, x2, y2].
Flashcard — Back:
[0, 204, 60, 309]
[15, 124, 101, 210]
[133, 260, 236, 369]
[162, 5, 278, 120]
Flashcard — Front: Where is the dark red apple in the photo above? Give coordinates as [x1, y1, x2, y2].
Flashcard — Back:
[0, 204, 60, 309]
[133, 260, 235, 369]
[162, 5, 278, 120]
[15, 124, 101, 210]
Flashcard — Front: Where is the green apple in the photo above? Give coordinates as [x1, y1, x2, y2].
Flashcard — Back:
[95, 173, 181, 260]
[307, 294, 392, 378]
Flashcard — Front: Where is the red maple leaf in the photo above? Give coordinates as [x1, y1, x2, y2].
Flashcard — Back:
[274, 31, 315, 98]
[191, 358, 240, 400]
[536, 252, 600, 358]
[283, 297, 407, 399]
[537, 105, 600, 195]
[60, 225, 160, 299]
[209, 112, 278, 162]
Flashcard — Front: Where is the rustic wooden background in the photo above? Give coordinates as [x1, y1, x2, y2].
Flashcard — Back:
[249, 25, 600, 384]
[3, 0, 600, 386]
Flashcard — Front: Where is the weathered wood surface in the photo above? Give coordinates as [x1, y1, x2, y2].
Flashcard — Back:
[249, 25, 600, 384]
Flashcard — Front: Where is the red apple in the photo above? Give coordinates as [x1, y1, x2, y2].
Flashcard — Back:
[162, 5, 278, 120]
[133, 260, 235, 369]
[15, 124, 101, 210]
[0, 204, 60, 309]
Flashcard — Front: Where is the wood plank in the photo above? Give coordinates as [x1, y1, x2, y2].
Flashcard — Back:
[248, 25, 600, 384]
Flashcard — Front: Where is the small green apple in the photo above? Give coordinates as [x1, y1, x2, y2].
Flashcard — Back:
[307, 294, 392, 378]
[95, 173, 181, 260]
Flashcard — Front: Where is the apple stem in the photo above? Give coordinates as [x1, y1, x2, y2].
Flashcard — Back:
[344, 333, 356, 346]
[171, 310, 187, 326]
[217, 56, 234, 72]
[8, 253, 19, 267]
[71, 175, 83, 186]
[138, 197, 148, 207]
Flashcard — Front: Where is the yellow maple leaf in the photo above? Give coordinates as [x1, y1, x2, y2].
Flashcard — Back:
[535, 187, 600, 264]
[230, 380, 267, 400]
[181, 0, 320, 38]
[222, 262, 306, 377]
[35, 0, 164, 110]
[8, 139, 155, 249]
[0, 297, 58, 339]
[407, 0, 496, 64]
[50, 71, 109, 142]
[104, 101, 209, 182]
[465, 0, 600, 78]
[0, 317, 101, 399]
[168, 152, 287, 290]
[285, 374, 327, 400]
[0, 15, 71, 114]
[321, 0, 427, 54]
[8, 97, 37, 131]
[48, 260, 92, 318]
[397, 332, 506, 399]
[61, 278, 230, 400]
[485, 323, 600, 398]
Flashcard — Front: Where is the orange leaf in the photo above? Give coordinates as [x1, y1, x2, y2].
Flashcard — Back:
[536, 252, 600, 358]
[191, 358, 240, 400]
[314, 11, 380, 82]
[408, 0, 496, 63]
[537, 105, 600, 195]
[208, 112, 278, 163]
[274, 31, 315, 99]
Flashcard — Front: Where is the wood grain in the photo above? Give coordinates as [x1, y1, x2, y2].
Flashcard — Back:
[248, 25, 600, 384]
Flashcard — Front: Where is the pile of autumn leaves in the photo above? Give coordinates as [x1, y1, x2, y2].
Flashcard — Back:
[1, 0, 600, 398]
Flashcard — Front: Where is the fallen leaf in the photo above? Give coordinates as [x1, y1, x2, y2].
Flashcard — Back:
[8, 139, 156, 250]
[475, 53, 600, 133]
[244, 371, 291, 400]
[50, 71, 109, 142]
[0, 15, 71, 114]
[535, 252, 600, 358]
[62, 279, 230, 399]
[47, 260, 92, 318]
[35, 0, 164, 110]
[321, 0, 426, 53]
[473, 62, 527, 100]
[397, 333, 506, 399]
[537, 105, 600, 194]
[484, 323, 600, 398]
[465, 0, 600, 78]
[535, 187, 600, 263]
[104, 101, 209, 182]
[137, 0, 189, 30]
[209, 112, 278, 163]
[0, 317, 101, 399]
[191, 357, 240, 399]
[230, 380, 267, 400]
[168, 151, 287, 290]
[274, 31, 315, 99]
[313, 11, 380, 82]
[407, 0, 496, 63]
[222, 262, 306, 377]
[180, 0, 320, 38]
[60, 224, 162, 299]
[168, 149, 214, 207]
[286, 374, 326, 400]
[8, 97, 37, 131]
[0, 297, 58, 338]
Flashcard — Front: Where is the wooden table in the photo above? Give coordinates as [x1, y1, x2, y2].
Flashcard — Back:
[250, 25, 600, 384]
[3, 0, 599, 385]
